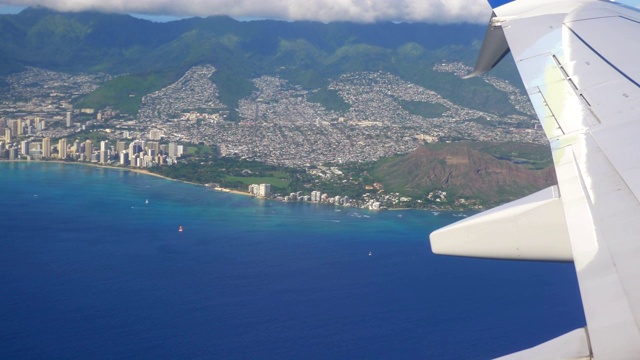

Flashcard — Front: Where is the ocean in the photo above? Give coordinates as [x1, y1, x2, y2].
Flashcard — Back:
[0, 162, 585, 359]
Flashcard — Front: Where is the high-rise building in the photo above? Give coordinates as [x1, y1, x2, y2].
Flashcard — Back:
[4, 128, 10, 142]
[66, 112, 72, 127]
[35, 118, 45, 131]
[100, 141, 109, 164]
[85, 140, 93, 160]
[9, 147, 18, 160]
[58, 138, 67, 159]
[119, 151, 129, 165]
[73, 140, 81, 155]
[148, 141, 160, 155]
[20, 140, 30, 156]
[16, 119, 23, 135]
[168, 142, 177, 158]
[128, 141, 136, 157]
[42, 137, 51, 158]
[129, 140, 143, 156]
[9, 120, 18, 135]
[116, 141, 126, 154]
[258, 184, 272, 198]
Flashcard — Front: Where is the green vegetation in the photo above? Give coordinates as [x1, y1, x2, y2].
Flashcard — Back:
[0, 57, 23, 76]
[475, 142, 553, 170]
[0, 9, 529, 118]
[63, 130, 109, 144]
[148, 150, 376, 199]
[319, 162, 379, 199]
[75, 71, 180, 115]
[150, 156, 305, 193]
[307, 89, 351, 112]
[224, 174, 289, 188]
[185, 143, 218, 157]
[403, 67, 518, 117]
[209, 70, 255, 120]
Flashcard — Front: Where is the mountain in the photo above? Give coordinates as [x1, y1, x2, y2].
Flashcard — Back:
[372, 142, 556, 206]
[0, 8, 523, 118]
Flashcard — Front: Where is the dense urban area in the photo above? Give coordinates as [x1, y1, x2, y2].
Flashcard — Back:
[0, 62, 544, 210]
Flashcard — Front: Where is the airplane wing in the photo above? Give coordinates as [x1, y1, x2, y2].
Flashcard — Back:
[430, 0, 640, 358]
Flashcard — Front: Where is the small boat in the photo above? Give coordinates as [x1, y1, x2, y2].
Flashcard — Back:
[368, 251, 372, 256]
[179, 226, 183, 232]
[145, 199, 149, 204]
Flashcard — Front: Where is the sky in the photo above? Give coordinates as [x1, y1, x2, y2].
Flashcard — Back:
[0, 0, 494, 24]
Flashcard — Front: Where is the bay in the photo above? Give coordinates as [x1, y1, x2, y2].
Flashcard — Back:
[0, 162, 584, 359]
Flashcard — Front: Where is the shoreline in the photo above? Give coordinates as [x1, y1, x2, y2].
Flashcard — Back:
[1, 159, 476, 212]
[1, 159, 258, 198]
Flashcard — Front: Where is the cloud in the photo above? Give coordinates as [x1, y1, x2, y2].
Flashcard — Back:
[0, 0, 492, 23]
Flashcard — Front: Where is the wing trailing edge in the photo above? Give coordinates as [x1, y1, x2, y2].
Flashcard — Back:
[429, 186, 572, 261]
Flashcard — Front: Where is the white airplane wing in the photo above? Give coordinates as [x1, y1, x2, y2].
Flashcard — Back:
[430, 0, 640, 358]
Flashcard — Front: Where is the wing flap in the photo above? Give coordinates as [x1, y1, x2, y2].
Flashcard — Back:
[430, 186, 572, 261]
[499, 1, 640, 355]
[431, 0, 640, 357]
[563, 6, 640, 127]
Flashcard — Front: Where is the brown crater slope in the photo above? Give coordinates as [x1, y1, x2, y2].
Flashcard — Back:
[372, 142, 557, 206]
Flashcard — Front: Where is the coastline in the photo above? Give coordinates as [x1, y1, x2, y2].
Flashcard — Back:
[1, 159, 476, 212]
[1, 159, 255, 198]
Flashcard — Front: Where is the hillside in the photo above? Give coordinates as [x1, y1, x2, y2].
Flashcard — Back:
[0, 8, 523, 118]
[372, 142, 556, 206]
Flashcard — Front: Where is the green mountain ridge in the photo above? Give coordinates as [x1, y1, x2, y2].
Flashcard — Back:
[0, 8, 524, 119]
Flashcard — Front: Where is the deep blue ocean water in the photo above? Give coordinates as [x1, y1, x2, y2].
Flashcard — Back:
[0, 162, 585, 359]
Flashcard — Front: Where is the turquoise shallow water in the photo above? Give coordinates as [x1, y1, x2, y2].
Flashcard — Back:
[0, 162, 584, 359]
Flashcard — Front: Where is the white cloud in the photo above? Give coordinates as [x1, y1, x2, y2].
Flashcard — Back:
[0, 0, 492, 23]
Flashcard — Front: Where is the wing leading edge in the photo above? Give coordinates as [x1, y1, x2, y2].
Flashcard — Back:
[430, 0, 640, 358]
